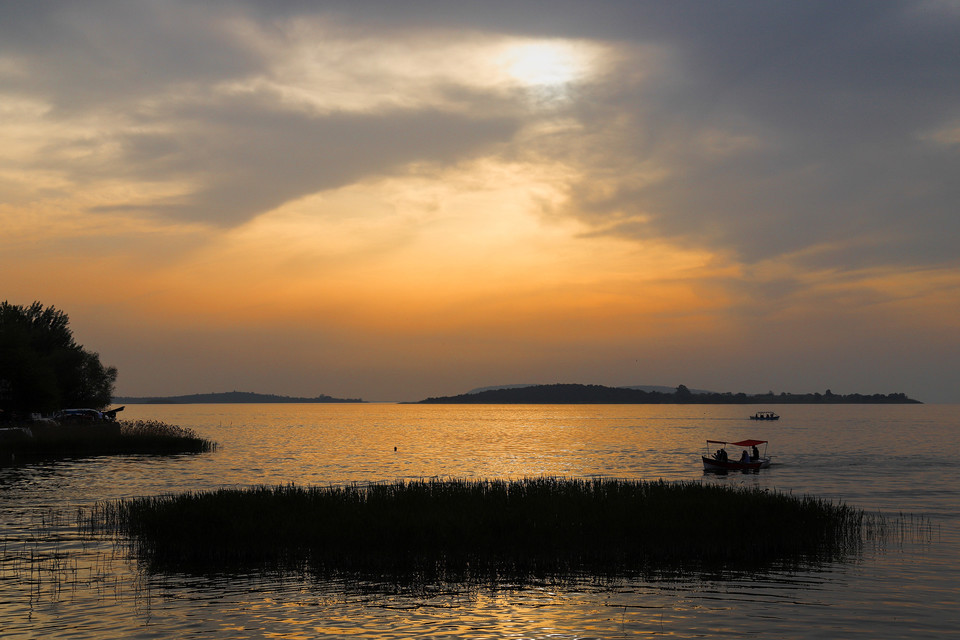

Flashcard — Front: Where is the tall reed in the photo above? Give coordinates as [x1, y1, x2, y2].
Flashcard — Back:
[91, 478, 870, 580]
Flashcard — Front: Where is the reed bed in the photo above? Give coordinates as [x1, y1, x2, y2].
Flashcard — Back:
[116, 420, 216, 454]
[89, 478, 869, 580]
[0, 419, 215, 459]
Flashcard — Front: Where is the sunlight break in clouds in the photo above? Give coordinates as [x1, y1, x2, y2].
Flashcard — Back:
[223, 18, 605, 115]
[500, 41, 589, 87]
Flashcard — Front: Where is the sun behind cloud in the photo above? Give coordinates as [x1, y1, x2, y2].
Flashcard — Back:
[500, 41, 588, 87]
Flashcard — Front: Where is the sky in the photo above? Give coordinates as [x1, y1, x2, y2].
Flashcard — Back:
[2, 1, 959, 403]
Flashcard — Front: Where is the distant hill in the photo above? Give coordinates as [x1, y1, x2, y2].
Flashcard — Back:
[113, 391, 364, 404]
[620, 385, 715, 395]
[466, 384, 541, 394]
[419, 384, 921, 404]
[466, 384, 715, 395]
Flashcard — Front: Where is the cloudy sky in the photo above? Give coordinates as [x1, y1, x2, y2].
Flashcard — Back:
[2, 1, 959, 402]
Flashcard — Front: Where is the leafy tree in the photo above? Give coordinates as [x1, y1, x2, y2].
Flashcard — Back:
[0, 301, 117, 414]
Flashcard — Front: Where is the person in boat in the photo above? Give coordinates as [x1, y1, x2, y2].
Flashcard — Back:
[740, 450, 750, 463]
[751, 444, 760, 461]
[714, 448, 728, 462]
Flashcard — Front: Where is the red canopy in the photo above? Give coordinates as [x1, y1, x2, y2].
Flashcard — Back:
[706, 439, 767, 446]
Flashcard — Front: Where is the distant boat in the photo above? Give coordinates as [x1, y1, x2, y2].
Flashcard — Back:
[749, 411, 779, 420]
[703, 438, 772, 471]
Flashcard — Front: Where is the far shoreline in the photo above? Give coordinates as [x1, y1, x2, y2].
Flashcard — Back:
[415, 383, 922, 405]
[113, 391, 365, 404]
[113, 383, 923, 405]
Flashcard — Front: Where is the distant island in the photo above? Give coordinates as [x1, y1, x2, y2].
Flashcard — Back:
[113, 391, 364, 404]
[418, 384, 921, 404]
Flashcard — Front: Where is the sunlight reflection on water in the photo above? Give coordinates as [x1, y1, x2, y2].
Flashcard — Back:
[1, 403, 958, 638]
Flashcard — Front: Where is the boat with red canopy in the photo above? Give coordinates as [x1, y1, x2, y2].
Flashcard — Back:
[703, 438, 771, 471]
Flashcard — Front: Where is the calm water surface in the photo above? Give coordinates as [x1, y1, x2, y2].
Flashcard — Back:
[1, 403, 958, 638]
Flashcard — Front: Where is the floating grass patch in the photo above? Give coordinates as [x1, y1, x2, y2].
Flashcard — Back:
[90, 478, 869, 580]
[0, 419, 215, 459]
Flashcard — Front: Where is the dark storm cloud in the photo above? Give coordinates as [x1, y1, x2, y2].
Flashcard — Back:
[4, 0, 958, 267]
[543, 1, 960, 267]
[0, 1, 261, 114]
[93, 100, 518, 225]
[263, 0, 960, 267]
[2, 1, 522, 225]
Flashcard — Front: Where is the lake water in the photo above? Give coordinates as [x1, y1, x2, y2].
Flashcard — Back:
[1, 403, 958, 638]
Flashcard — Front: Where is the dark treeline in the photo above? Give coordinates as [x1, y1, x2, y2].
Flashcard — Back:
[419, 384, 920, 404]
[113, 391, 364, 404]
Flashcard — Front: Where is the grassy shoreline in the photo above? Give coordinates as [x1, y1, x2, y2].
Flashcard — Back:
[0, 419, 215, 459]
[89, 478, 870, 580]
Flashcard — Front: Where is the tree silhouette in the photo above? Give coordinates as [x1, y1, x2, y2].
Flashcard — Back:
[0, 301, 117, 415]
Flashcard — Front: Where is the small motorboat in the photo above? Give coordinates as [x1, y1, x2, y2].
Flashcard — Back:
[749, 411, 779, 420]
[703, 439, 771, 471]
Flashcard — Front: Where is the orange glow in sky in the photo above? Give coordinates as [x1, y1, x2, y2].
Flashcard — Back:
[2, 3, 959, 401]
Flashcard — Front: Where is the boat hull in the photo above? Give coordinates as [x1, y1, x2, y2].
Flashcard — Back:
[702, 456, 771, 471]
